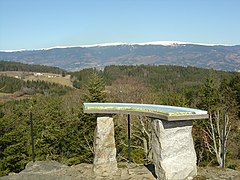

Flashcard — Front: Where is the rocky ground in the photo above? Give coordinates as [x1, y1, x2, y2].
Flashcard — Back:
[1, 161, 240, 180]
[195, 167, 240, 180]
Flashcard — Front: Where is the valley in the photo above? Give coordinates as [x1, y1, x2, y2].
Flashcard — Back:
[1, 42, 240, 72]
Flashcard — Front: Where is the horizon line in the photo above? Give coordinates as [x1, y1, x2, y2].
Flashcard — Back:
[0, 40, 239, 52]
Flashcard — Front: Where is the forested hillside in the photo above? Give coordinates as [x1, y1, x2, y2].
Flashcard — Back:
[71, 65, 236, 92]
[1, 64, 240, 176]
[0, 60, 65, 74]
[0, 75, 71, 96]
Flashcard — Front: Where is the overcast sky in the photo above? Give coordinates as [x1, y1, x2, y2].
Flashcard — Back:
[0, 0, 240, 50]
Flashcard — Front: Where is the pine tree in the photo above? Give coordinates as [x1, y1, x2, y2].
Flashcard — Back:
[83, 72, 106, 103]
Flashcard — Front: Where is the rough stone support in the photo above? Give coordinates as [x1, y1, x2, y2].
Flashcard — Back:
[151, 119, 197, 180]
[93, 116, 118, 175]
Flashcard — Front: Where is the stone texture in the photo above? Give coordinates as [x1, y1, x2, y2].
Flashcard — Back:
[151, 119, 197, 180]
[0, 161, 157, 180]
[23, 161, 68, 173]
[93, 117, 118, 175]
[2, 161, 240, 180]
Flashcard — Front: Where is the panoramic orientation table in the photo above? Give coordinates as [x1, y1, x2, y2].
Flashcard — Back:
[83, 102, 208, 180]
[83, 102, 208, 121]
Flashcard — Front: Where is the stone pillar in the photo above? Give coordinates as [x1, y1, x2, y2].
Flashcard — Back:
[151, 119, 197, 180]
[93, 116, 118, 175]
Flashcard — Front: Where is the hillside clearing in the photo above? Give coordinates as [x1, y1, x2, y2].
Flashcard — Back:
[0, 71, 73, 87]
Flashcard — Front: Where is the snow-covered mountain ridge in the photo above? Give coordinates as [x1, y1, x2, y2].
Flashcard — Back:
[0, 41, 234, 52]
[0, 41, 239, 72]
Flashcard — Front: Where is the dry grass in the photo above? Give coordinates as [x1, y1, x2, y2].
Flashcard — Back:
[0, 92, 14, 103]
[0, 71, 33, 77]
[0, 92, 12, 96]
[227, 159, 240, 171]
[25, 74, 72, 87]
[0, 71, 73, 87]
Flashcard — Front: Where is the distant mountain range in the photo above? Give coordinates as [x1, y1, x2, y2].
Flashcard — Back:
[0, 41, 240, 72]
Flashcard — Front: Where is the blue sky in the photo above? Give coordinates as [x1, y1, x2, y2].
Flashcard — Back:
[0, 0, 240, 50]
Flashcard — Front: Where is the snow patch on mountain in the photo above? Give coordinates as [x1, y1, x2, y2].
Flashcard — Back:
[0, 49, 28, 52]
